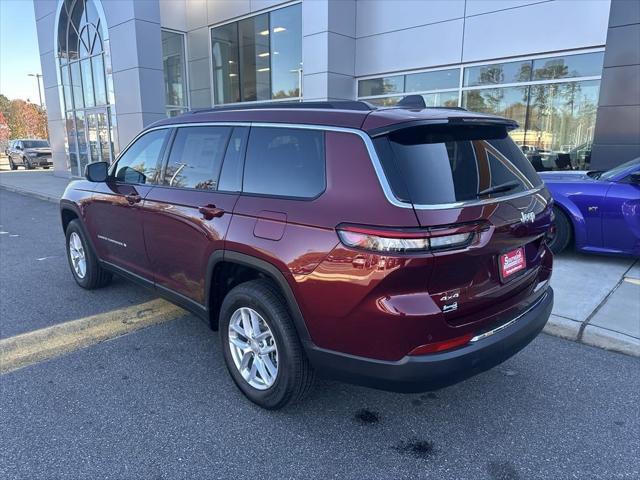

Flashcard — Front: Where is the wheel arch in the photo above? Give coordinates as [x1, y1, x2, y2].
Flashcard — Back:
[552, 198, 584, 249]
[206, 250, 312, 345]
[60, 202, 100, 259]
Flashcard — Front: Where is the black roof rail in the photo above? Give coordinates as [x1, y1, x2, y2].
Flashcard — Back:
[189, 100, 376, 114]
[394, 94, 467, 111]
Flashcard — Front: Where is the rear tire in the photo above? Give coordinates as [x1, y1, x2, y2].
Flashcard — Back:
[548, 206, 572, 254]
[219, 279, 314, 409]
[8, 157, 16, 170]
[65, 219, 112, 289]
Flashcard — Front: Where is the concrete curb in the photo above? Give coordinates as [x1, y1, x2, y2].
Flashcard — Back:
[0, 183, 60, 204]
[582, 325, 640, 358]
[543, 315, 580, 341]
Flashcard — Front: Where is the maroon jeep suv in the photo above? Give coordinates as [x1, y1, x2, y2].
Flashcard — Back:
[60, 100, 553, 409]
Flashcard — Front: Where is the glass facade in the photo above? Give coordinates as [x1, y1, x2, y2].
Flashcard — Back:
[57, 0, 115, 176]
[358, 51, 604, 169]
[211, 3, 302, 105]
[162, 30, 189, 117]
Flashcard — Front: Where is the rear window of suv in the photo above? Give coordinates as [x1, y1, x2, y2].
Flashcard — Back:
[373, 124, 543, 205]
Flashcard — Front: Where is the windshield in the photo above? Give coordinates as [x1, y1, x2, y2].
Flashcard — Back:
[599, 157, 640, 181]
[374, 124, 543, 205]
[22, 140, 49, 149]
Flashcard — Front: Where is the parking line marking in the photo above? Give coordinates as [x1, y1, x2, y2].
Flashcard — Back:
[0, 299, 186, 374]
[623, 277, 640, 286]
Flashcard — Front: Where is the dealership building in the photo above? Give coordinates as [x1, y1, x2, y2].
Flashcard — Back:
[32, 0, 639, 177]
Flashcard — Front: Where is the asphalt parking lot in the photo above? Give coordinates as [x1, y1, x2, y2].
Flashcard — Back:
[1, 189, 639, 480]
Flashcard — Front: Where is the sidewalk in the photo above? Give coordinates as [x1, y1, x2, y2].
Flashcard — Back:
[1, 169, 638, 357]
[0, 170, 70, 203]
[547, 254, 639, 357]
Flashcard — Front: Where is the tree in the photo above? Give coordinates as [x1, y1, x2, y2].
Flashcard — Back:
[5, 99, 48, 139]
[0, 111, 10, 149]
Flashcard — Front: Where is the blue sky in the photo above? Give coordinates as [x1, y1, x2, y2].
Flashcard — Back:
[0, 0, 42, 103]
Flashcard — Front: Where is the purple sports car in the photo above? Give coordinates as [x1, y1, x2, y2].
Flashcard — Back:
[541, 157, 640, 257]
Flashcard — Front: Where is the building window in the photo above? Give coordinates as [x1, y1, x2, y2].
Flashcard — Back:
[211, 3, 302, 105]
[162, 30, 189, 117]
[358, 68, 460, 108]
[357, 51, 603, 169]
[57, 0, 116, 177]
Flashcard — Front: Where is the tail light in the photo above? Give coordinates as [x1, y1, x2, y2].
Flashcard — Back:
[336, 223, 479, 254]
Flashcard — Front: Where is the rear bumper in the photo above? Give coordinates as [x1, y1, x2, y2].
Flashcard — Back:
[306, 287, 553, 393]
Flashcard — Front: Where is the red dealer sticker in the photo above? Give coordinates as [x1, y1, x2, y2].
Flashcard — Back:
[500, 247, 526, 279]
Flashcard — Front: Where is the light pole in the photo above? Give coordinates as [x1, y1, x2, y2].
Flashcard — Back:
[28, 73, 44, 109]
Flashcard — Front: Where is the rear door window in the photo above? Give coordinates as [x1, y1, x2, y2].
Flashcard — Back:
[373, 124, 543, 205]
[162, 126, 231, 190]
[243, 127, 325, 198]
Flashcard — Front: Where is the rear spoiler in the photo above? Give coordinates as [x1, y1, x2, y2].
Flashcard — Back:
[367, 117, 520, 138]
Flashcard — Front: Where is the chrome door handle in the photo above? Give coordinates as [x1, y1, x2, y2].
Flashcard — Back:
[199, 204, 225, 220]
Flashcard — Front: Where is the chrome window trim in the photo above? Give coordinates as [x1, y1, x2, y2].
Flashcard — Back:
[116, 120, 545, 210]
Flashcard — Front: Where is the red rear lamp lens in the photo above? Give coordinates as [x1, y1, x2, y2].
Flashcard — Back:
[408, 333, 474, 356]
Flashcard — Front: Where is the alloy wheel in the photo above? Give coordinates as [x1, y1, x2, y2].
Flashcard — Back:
[228, 307, 279, 390]
[68, 231, 87, 279]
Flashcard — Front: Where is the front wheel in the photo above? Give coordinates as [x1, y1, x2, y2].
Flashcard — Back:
[219, 280, 314, 409]
[22, 157, 32, 170]
[65, 219, 112, 289]
[8, 157, 16, 170]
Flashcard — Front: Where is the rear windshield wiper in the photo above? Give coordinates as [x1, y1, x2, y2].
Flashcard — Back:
[476, 181, 521, 197]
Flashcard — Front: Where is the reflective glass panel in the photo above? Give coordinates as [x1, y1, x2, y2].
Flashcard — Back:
[75, 110, 89, 173]
[162, 30, 187, 109]
[526, 80, 600, 168]
[81, 58, 95, 107]
[422, 91, 459, 107]
[533, 52, 604, 80]
[270, 4, 302, 99]
[70, 61, 84, 109]
[358, 76, 404, 97]
[463, 60, 532, 87]
[239, 13, 271, 101]
[405, 69, 459, 92]
[366, 96, 401, 107]
[92, 55, 107, 105]
[462, 86, 529, 143]
[211, 22, 240, 104]
[61, 65, 73, 111]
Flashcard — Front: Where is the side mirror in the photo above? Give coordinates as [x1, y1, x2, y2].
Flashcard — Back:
[85, 161, 109, 182]
[629, 172, 640, 184]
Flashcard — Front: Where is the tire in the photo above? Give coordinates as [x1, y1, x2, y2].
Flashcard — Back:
[22, 157, 32, 170]
[8, 157, 16, 170]
[548, 206, 572, 254]
[219, 279, 314, 409]
[65, 219, 112, 289]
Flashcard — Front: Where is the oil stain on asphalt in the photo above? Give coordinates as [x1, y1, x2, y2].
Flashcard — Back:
[487, 460, 520, 480]
[392, 439, 435, 459]
[354, 409, 379, 425]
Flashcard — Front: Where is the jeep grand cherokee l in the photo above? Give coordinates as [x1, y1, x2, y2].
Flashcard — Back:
[8, 139, 52, 170]
[60, 100, 554, 409]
